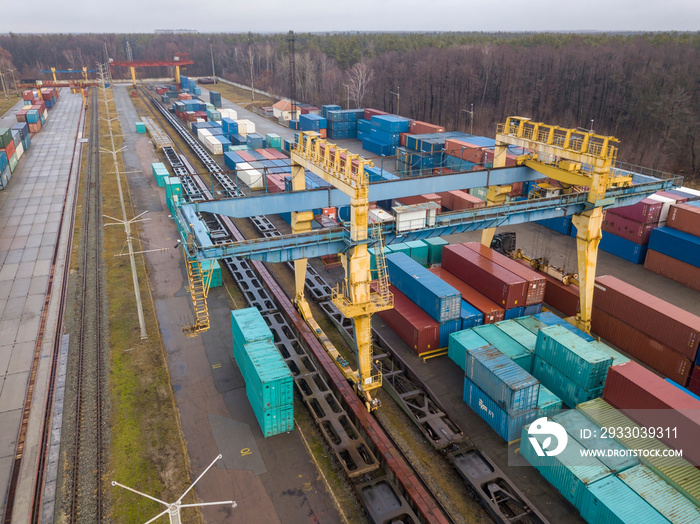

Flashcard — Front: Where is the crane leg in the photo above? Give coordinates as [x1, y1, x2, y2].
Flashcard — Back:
[130, 66, 136, 87]
[479, 184, 512, 247]
[175, 66, 181, 86]
[571, 207, 603, 334]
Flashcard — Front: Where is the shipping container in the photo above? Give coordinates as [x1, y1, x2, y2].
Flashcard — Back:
[536, 325, 612, 390]
[386, 253, 461, 323]
[665, 378, 700, 402]
[591, 308, 691, 385]
[648, 194, 676, 224]
[406, 240, 429, 266]
[520, 422, 611, 509]
[463, 242, 546, 305]
[424, 237, 448, 265]
[504, 307, 525, 320]
[603, 361, 700, 466]
[429, 267, 505, 323]
[537, 385, 562, 417]
[235, 340, 294, 410]
[465, 345, 540, 413]
[580, 475, 669, 524]
[494, 319, 538, 352]
[473, 324, 533, 373]
[665, 203, 700, 236]
[464, 377, 538, 442]
[247, 393, 294, 438]
[648, 226, 700, 269]
[448, 330, 490, 370]
[588, 340, 629, 366]
[443, 244, 528, 309]
[606, 198, 663, 225]
[594, 275, 700, 359]
[618, 464, 700, 524]
[688, 367, 700, 396]
[532, 356, 603, 407]
[439, 319, 461, 348]
[231, 308, 274, 348]
[535, 311, 595, 342]
[460, 300, 484, 330]
[644, 249, 700, 293]
[377, 285, 440, 355]
[552, 409, 638, 473]
[578, 398, 700, 507]
[602, 211, 657, 244]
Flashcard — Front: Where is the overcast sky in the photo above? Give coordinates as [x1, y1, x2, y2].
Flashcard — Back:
[1, 0, 699, 33]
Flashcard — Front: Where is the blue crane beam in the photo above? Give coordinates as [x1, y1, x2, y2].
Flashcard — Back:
[180, 176, 675, 263]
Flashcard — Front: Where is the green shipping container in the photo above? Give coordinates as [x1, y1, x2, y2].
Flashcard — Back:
[618, 465, 700, 524]
[8, 153, 18, 173]
[532, 356, 602, 408]
[473, 324, 533, 373]
[514, 315, 548, 334]
[579, 476, 668, 524]
[201, 259, 222, 288]
[535, 325, 612, 390]
[577, 398, 700, 507]
[589, 340, 629, 366]
[537, 385, 562, 417]
[231, 307, 274, 349]
[424, 237, 448, 265]
[165, 177, 182, 202]
[389, 242, 410, 256]
[406, 240, 429, 266]
[247, 391, 294, 438]
[265, 133, 282, 149]
[447, 330, 489, 371]
[0, 128, 12, 148]
[236, 340, 293, 410]
[494, 319, 538, 352]
[135, 122, 146, 133]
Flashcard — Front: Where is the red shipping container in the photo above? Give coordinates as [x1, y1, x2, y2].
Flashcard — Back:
[656, 190, 688, 204]
[463, 243, 546, 306]
[594, 275, 700, 359]
[603, 361, 700, 466]
[428, 267, 504, 323]
[237, 151, 255, 162]
[16, 109, 27, 123]
[688, 366, 700, 396]
[508, 181, 524, 197]
[444, 138, 484, 164]
[644, 249, 700, 293]
[442, 244, 528, 309]
[667, 203, 700, 237]
[2, 141, 15, 159]
[591, 307, 691, 385]
[377, 285, 440, 355]
[395, 194, 442, 209]
[364, 108, 388, 120]
[515, 260, 581, 316]
[409, 121, 445, 134]
[484, 149, 517, 167]
[437, 190, 485, 211]
[28, 123, 41, 134]
[258, 149, 276, 160]
[602, 212, 657, 244]
[22, 90, 34, 101]
[399, 132, 410, 147]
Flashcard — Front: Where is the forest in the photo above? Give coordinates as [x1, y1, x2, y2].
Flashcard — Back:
[0, 31, 698, 180]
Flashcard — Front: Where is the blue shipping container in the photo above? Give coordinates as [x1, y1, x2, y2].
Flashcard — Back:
[504, 307, 525, 320]
[439, 319, 462, 348]
[460, 300, 484, 330]
[573, 225, 649, 264]
[648, 227, 700, 268]
[386, 252, 462, 322]
[465, 345, 540, 413]
[464, 376, 537, 442]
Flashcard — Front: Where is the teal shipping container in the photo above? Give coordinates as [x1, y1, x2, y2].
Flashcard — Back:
[247, 388, 294, 438]
[536, 325, 612, 390]
[473, 324, 533, 372]
[424, 237, 448, 265]
[151, 162, 170, 187]
[552, 410, 638, 473]
[495, 319, 538, 352]
[465, 345, 540, 413]
[537, 385, 562, 417]
[135, 121, 146, 133]
[231, 307, 274, 349]
[265, 133, 282, 149]
[201, 259, 222, 288]
[618, 464, 700, 524]
[406, 240, 429, 266]
[448, 330, 489, 371]
[236, 340, 293, 410]
[164, 177, 182, 202]
[589, 340, 629, 366]
[514, 315, 547, 335]
[532, 356, 603, 408]
[579, 475, 669, 524]
[389, 242, 410, 255]
[520, 423, 611, 509]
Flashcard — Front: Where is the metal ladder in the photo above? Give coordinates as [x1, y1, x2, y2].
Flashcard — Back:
[182, 251, 212, 336]
[371, 224, 392, 309]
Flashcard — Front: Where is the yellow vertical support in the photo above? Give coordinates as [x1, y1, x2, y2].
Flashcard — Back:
[130, 66, 136, 87]
[175, 65, 181, 86]
[290, 164, 312, 307]
[82, 66, 88, 81]
[480, 142, 510, 247]
[571, 207, 603, 333]
[51, 67, 57, 83]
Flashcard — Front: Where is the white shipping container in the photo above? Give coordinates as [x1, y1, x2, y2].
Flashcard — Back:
[203, 135, 223, 155]
[394, 206, 427, 232]
[14, 142, 24, 160]
[368, 208, 394, 224]
[220, 108, 238, 120]
[237, 168, 265, 189]
[197, 128, 212, 141]
[647, 194, 676, 223]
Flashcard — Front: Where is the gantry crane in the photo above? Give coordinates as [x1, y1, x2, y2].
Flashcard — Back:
[480, 116, 633, 333]
[40, 66, 97, 82]
[109, 53, 194, 87]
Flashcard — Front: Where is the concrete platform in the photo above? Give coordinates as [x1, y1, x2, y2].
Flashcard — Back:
[111, 84, 341, 523]
[0, 90, 85, 520]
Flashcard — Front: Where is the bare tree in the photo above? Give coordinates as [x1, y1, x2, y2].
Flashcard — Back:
[345, 60, 373, 108]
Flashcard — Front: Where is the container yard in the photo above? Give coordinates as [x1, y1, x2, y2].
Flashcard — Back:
[1, 54, 699, 524]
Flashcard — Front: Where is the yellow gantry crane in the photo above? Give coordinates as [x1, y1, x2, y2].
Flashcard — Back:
[291, 132, 393, 411]
[481, 116, 633, 333]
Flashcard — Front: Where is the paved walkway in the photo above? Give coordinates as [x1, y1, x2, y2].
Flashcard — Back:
[0, 90, 84, 520]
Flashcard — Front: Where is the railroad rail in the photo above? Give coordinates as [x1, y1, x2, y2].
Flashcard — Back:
[135, 86, 447, 523]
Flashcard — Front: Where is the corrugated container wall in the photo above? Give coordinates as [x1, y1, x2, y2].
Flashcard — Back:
[448, 330, 489, 371]
[472, 324, 533, 373]
[579, 475, 669, 524]
[667, 203, 700, 237]
[429, 267, 505, 323]
[377, 285, 440, 355]
[644, 250, 700, 293]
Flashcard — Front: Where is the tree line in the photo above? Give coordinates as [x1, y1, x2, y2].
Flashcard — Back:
[0, 31, 698, 179]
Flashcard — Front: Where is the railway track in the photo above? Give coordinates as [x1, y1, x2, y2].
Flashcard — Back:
[66, 87, 106, 523]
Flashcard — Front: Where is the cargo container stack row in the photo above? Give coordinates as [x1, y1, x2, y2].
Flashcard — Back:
[231, 308, 294, 437]
[591, 275, 700, 388]
[179, 76, 201, 95]
[370, 237, 447, 273]
[358, 114, 411, 156]
[644, 199, 700, 292]
[325, 108, 364, 140]
[223, 148, 291, 190]
[0, 117, 36, 190]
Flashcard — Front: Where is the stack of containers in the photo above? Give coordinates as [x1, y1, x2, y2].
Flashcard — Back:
[326, 109, 363, 140]
[436, 191, 485, 211]
[362, 115, 410, 156]
[603, 361, 700, 467]
[463, 345, 540, 442]
[521, 422, 670, 524]
[533, 325, 612, 407]
[591, 275, 699, 385]
[429, 267, 504, 324]
[321, 104, 341, 118]
[164, 177, 182, 214]
[231, 308, 294, 437]
[442, 244, 528, 317]
[265, 133, 282, 150]
[385, 253, 462, 348]
[299, 114, 327, 134]
[246, 133, 265, 150]
[424, 237, 448, 265]
[151, 162, 170, 187]
[645, 201, 700, 292]
[236, 119, 256, 136]
[578, 397, 700, 511]
[200, 259, 222, 288]
[377, 285, 440, 355]
[209, 90, 222, 108]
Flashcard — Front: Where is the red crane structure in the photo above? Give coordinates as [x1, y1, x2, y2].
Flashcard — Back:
[109, 53, 194, 86]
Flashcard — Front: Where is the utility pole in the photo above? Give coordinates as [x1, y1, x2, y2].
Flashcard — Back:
[390, 86, 400, 116]
[287, 31, 297, 120]
[248, 44, 254, 101]
[462, 103, 474, 135]
[343, 83, 350, 109]
[8, 68, 18, 96]
[209, 41, 216, 83]
[0, 71, 8, 100]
